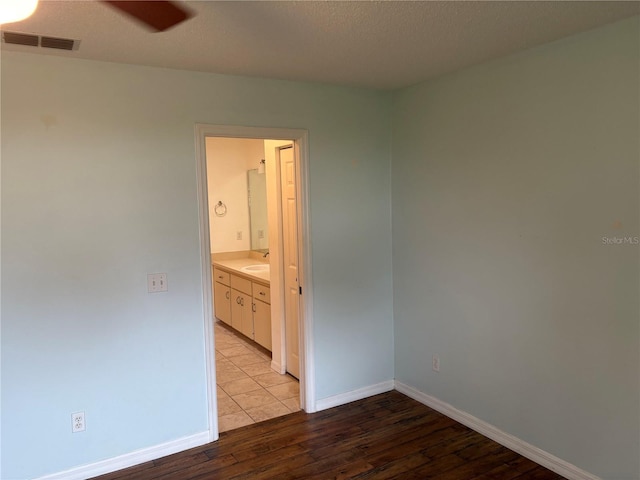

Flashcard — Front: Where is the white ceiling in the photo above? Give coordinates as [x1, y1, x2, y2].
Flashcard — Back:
[2, 1, 639, 90]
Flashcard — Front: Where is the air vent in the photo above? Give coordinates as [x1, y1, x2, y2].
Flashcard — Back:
[41, 36, 76, 51]
[2, 31, 38, 47]
[1, 31, 79, 51]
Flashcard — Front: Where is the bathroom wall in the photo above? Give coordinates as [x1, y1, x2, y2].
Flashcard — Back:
[392, 17, 639, 480]
[206, 137, 264, 254]
[248, 168, 269, 251]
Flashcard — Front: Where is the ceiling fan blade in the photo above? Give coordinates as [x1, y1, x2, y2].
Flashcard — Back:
[102, 1, 193, 32]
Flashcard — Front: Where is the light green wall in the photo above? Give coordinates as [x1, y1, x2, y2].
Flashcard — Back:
[2, 14, 638, 480]
[0, 52, 393, 479]
[392, 17, 639, 480]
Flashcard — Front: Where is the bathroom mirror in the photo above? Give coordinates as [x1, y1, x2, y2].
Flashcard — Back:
[247, 169, 269, 252]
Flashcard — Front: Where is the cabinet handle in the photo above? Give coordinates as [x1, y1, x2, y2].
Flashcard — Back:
[218, 275, 224, 280]
[225, 291, 230, 300]
[252, 302, 256, 312]
[240, 298, 244, 306]
[259, 291, 266, 296]
[236, 296, 241, 304]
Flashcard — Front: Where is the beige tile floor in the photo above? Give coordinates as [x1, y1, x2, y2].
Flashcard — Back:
[215, 321, 300, 432]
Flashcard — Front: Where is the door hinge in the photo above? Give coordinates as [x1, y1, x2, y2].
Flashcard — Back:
[299, 286, 302, 295]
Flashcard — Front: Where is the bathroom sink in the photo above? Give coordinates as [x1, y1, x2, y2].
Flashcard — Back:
[241, 264, 270, 273]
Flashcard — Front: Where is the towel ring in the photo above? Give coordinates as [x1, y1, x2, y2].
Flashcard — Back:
[214, 201, 227, 217]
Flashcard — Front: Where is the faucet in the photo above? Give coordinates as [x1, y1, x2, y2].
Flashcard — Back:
[263, 251, 270, 258]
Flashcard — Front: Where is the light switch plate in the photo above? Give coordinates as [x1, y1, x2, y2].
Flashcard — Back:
[432, 354, 440, 372]
[148, 273, 168, 293]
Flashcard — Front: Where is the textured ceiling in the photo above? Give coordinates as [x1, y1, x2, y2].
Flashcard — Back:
[2, 1, 639, 90]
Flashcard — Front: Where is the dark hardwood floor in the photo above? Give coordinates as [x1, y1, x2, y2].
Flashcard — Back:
[92, 391, 565, 480]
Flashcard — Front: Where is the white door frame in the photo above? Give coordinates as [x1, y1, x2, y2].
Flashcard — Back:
[194, 124, 315, 443]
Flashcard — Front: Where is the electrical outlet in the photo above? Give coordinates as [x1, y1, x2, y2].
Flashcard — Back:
[236, 231, 243, 240]
[147, 273, 168, 293]
[432, 354, 440, 373]
[72, 412, 85, 433]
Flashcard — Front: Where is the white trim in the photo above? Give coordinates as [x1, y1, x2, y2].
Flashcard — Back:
[194, 124, 219, 443]
[264, 140, 288, 379]
[315, 381, 395, 412]
[271, 360, 285, 375]
[293, 134, 316, 413]
[34, 432, 209, 480]
[193, 124, 315, 427]
[394, 381, 601, 480]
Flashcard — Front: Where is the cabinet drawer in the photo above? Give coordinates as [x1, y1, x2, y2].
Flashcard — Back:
[252, 282, 271, 304]
[230, 274, 252, 295]
[213, 267, 230, 286]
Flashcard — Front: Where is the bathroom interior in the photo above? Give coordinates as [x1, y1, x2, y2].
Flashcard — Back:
[206, 137, 301, 433]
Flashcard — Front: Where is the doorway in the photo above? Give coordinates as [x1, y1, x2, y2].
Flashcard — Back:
[194, 124, 314, 441]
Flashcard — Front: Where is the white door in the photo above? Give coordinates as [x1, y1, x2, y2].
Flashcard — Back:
[280, 146, 300, 379]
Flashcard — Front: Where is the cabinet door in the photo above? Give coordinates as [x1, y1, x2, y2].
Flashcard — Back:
[240, 291, 254, 339]
[231, 289, 252, 338]
[253, 299, 272, 351]
[213, 282, 231, 325]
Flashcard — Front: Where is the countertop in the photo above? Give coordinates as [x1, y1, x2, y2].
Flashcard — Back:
[212, 258, 270, 283]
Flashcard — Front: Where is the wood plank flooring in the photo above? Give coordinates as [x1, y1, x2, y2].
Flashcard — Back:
[92, 391, 565, 480]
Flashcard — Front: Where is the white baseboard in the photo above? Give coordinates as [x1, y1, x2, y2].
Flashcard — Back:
[394, 381, 601, 480]
[315, 380, 395, 412]
[270, 360, 285, 375]
[34, 431, 210, 480]
[33, 383, 598, 480]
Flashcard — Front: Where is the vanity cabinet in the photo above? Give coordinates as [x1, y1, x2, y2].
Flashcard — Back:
[213, 264, 272, 351]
